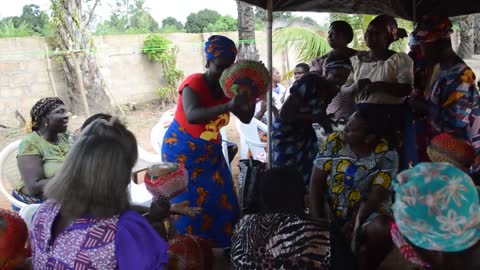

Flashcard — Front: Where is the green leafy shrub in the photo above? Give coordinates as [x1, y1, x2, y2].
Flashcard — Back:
[142, 34, 184, 105]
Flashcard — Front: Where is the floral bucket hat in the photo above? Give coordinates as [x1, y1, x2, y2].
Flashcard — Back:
[392, 162, 480, 255]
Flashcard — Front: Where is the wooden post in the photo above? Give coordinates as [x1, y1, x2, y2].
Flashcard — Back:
[266, 0, 273, 168]
[70, 52, 90, 117]
[45, 44, 58, 97]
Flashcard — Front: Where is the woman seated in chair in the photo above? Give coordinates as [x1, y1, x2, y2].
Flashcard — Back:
[310, 107, 399, 270]
[14, 97, 71, 210]
[231, 167, 331, 269]
[29, 118, 168, 269]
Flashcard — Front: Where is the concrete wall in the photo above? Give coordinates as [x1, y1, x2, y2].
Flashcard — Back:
[0, 32, 297, 127]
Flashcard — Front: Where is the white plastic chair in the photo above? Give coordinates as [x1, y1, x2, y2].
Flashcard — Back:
[129, 145, 161, 208]
[19, 203, 41, 228]
[150, 108, 176, 155]
[236, 117, 268, 161]
[0, 140, 26, 209]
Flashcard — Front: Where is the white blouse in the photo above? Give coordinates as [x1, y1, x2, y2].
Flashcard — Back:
[345, 52, 414, 105]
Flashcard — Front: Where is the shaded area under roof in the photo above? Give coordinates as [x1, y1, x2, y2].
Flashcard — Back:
[239, 0, 480, 20]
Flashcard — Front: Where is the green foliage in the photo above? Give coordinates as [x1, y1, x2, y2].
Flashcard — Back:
[162, 17, 183, 30]
[273, 27, 330, 62]
[142, 34, 184, 103]
[95, 0, 159, 35]
[254, 8, 319, 30]
[0, 4, 50, 38]
[142, 34, 171, 61]
[206, 16, 237, 32]
[185, 9, 221, 33]
[0, 21, 32, 38]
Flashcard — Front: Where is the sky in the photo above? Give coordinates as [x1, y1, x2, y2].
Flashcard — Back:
[0, 0, 330, 25]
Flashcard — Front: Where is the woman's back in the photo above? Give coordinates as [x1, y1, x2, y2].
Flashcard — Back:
[30, 201, 168, 269]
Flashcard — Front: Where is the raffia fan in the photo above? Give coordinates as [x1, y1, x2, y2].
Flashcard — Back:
[220, 60, 270, 101]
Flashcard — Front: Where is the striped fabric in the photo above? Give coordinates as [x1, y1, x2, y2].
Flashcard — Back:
[30, 201, 118, 269]
[231, 213, 331, 269]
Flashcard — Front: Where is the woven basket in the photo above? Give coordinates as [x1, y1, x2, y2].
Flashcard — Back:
[427, 133, 474, 171]
[144, 163, 188, 200]
[168, 234, 214, 270]
[220, 60, 270, 100]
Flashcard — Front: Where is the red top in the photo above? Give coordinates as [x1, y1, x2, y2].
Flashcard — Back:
[174, 73, 231, 143]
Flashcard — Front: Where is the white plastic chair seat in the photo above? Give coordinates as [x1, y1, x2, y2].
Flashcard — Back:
[19, 203, 41, 228]
[129, 145, 160, 208]
[0, 140, 26, 209]
[236, 117, 268, 160]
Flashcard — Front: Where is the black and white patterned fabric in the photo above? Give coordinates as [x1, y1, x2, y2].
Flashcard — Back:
[231, 213, 331, 270]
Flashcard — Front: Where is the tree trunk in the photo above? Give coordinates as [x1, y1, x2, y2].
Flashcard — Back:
[475, 14, 480, 55]
[457, 15, 475, 59]
[236, 1, 259, 61]
[51, 0, 112, 115]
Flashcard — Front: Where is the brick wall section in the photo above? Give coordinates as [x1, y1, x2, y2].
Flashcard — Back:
[0, 32, 298, 127]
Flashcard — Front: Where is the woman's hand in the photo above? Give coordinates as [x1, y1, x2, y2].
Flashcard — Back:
[358, 80, 384, 100]
[148, 199, 171, 222]
[228, 90, 250, 112]
[170, 201, 202, 217]
[356, 78, 372, 93]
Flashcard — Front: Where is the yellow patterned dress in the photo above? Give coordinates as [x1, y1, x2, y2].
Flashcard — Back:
[314, 132, 399, 222]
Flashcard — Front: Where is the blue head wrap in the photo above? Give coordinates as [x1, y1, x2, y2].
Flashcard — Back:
[204, 35, 237, 61]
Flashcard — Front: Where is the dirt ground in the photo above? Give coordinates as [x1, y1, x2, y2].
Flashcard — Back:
[0, 100, 241, 209]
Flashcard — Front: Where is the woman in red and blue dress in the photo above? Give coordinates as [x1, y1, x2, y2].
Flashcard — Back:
[161, 35, 254, 248]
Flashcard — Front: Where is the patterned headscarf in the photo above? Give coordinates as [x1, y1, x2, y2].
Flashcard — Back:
[204, 35, 237, 61]
[28, 97, 64, 132]
[393, 162, 480, 252]
[412, 16, 453, 43]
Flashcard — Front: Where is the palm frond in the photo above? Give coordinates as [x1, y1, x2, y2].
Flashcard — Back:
[273, 27, 330, 62]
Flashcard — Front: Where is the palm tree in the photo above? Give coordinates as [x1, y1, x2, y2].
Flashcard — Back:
[272, 13, 413, 67]
[273, 26, 330, 62]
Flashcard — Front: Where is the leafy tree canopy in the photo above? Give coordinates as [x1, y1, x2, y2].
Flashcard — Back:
[206, 15, 237, 32]
[0, 4, 50, 36]
[185, 9, 221, 33]
[95, 0, 159, 35]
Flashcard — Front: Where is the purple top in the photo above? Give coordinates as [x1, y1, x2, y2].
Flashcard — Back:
[116, 211, 169, 269]
[30, 201, 169, 269]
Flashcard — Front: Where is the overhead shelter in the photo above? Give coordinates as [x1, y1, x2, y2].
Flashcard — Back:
[237, 0, 480, 166]
[238, 0, 480, 20]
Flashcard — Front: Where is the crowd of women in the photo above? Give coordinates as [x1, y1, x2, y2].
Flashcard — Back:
[2, 14, 480, 270]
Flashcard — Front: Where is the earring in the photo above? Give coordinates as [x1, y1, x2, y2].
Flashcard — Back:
[45, 122, 48, 127]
